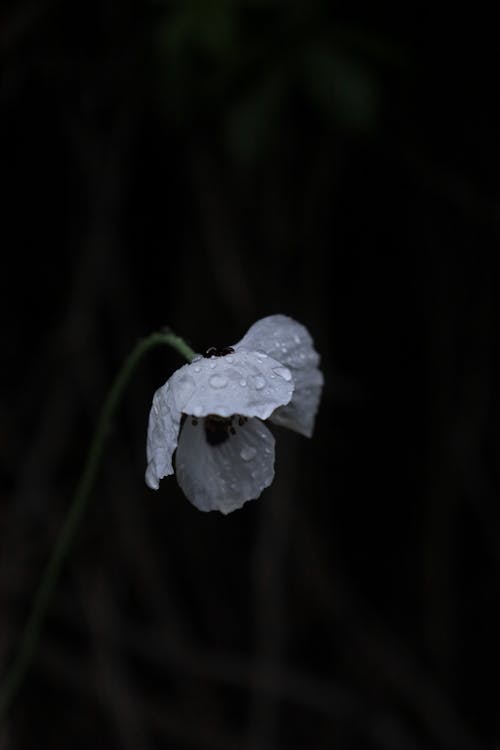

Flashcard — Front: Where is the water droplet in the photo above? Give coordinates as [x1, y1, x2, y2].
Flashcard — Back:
[240, 445, 257, 461]
[294, 334, 301, 344]
[257, 351, 268, 358]
[226, 355, 234, 363]
[194, 365, 201, 373]
[209, 374, 228, 389]
[254, 376, 266, 390]
[239, 379, 247, 387]
[209, 360, 217, 369]
[273, 366, 292, 381]
[193, 405, 203, 417]
[175, 374, 196, 402]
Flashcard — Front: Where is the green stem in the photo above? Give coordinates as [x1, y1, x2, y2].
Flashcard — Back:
[0, 330, 196, 722]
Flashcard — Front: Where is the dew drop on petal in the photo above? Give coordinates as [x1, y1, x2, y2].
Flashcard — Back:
[209, 360, 217, 369]
[226, 355, 234, 363]
[209, 374, 228, 389]
[254, 376, 266, 390]
[273, 366, 292, 381]
[194, 365, 201, 373]
[240, 445, 257, 461]
[176, 374, 196, 401]
[239, 379, 247, 387]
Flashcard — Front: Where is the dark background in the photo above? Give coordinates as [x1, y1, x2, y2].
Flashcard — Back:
[1, 3, 499, 749]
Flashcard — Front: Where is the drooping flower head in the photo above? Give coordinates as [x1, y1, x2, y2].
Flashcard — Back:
[145, 315, 323, 513]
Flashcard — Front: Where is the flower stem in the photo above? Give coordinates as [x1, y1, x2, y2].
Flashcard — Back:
[0, 330, 196, 722]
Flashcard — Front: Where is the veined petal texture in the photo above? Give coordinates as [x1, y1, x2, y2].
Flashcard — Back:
[175, 417, 275, 513]
[235, 315, 323, 437]
[169, 350, 294, 421]
[145, 381, 182, 489]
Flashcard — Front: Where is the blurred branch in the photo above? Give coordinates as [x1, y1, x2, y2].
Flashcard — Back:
[0, 331, 195, 723]
[246, 434, 295, 749]
[0, 0, 59, 53]
[79, 573, 152, 750]
[293, 509, 487, 750]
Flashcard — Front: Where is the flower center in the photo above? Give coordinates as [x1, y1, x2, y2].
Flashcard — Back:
[204, 415, 233, 446]
[187, 413, 249, 446]
[203, 346, 235, 358]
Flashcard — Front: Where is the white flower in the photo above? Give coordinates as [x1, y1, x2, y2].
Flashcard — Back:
[145, 315, 323, 514]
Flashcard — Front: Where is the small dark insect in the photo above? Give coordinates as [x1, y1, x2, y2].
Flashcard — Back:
[203, 346, 235, 358]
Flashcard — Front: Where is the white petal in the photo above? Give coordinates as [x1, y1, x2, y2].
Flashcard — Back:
[175, 417, 275, 514]
[235, 315, 323, 437]
[269, 367, 323, 437]
[169, 350, 294, 421]
[145, 381, 181, 489]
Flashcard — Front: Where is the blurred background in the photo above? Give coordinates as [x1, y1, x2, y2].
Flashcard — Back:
[1, 2, 499, 748]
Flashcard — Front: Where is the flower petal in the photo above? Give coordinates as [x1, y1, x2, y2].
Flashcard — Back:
[145, 381, 181, 489]
[169, 350, 294, 421]
[175, 417, 275, 513]
[269, 367, 323, 437]
[235, 314, 323, 436]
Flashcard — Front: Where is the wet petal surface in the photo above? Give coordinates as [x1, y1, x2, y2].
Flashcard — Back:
[169, 350, 294, 421]
[145, 381, 181, 489]
[269, 366, 323, 437]
[235, 315, 323, 436]
[175, 417, 275, 513]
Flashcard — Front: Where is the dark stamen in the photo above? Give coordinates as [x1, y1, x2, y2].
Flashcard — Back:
[204, 416, 232, 446]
